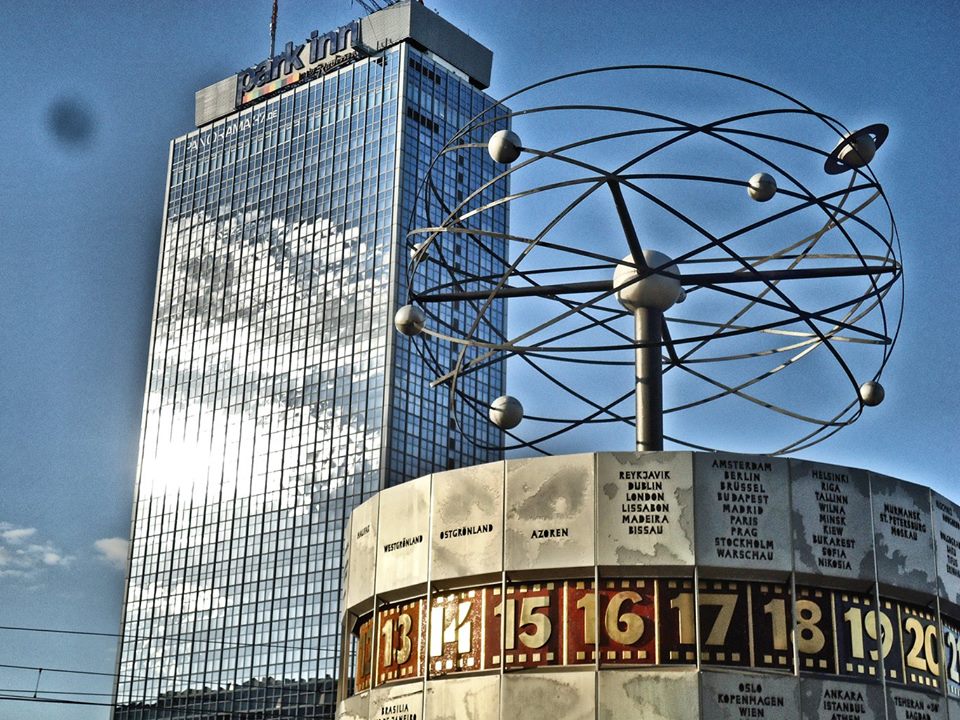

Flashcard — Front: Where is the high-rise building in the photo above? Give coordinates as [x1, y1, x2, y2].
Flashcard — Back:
[113, 4, 508, 718]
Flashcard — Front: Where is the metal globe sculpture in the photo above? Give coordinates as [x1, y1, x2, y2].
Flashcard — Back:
[399, 66, 902, 455]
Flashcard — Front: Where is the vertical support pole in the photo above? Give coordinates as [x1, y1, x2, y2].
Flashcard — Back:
[635, 307, 664, 452]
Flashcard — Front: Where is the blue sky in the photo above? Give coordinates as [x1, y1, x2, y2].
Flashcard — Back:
[0, 1, 957, 718]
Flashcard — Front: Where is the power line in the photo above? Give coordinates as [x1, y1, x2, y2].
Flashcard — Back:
[0, 662, 114, 678]
[0, 694, 224, 716]
[0, 629, 342, 710]
[0, 627, 342, 688]
[0, 624, 117, 639]
[0, 623, 338, 653]
[0, 660, 339, 689]
[0, 694, 114, 708]
[0, 687, 113, 697]
[0, 692, 336, 716]
[0, 660, 230, 686]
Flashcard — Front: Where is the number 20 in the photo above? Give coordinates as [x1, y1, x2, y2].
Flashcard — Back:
[903, 616, 940, 676]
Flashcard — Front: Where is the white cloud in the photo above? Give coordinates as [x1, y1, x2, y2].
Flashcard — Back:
[1, 526, 36, 543]
[0, 521, 71, 578]
[94, 537, 129, 570]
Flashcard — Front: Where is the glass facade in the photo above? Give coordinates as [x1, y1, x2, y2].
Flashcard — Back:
[114, 41, 507, 720]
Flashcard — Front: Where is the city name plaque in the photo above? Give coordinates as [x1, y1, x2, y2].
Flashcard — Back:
[871, 473, 937, 597]
[934, 493, 960, 609]
[694, 453, 792, 574]
[596, 452, 694, 569]
[375, 474, 430, 597]
[791, 460, 874, 583]
[700, 670, 799, 720]
[504, 454, 595, 573]
[344, 496, 379, 612]
[431, 462, 504, 584]
[800, 677, 886, 720]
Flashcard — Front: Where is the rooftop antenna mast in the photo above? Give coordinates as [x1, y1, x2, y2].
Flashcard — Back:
[269, 0, 278, 57]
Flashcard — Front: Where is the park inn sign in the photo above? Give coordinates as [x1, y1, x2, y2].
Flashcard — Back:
[194, 2, 492, 127]
[235, 20, 361, 107]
